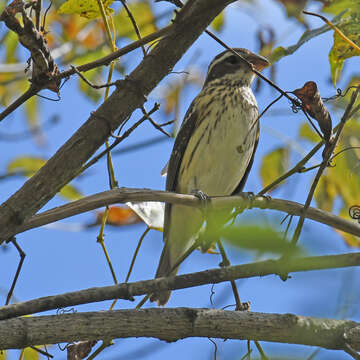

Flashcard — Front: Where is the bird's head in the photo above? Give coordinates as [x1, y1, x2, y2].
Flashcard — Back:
[204, 48, 269, 87]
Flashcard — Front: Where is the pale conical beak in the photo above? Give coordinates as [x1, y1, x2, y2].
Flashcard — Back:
[247, 53, 270, 71]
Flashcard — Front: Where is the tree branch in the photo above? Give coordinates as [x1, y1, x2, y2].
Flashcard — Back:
[1, 251, 359, 320]
[0, 0, 235, 243]
[12, 188, 360, 238]
[0, 308, 359, 351]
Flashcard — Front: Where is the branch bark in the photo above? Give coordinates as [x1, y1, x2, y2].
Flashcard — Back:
[1, 308, 359, 351]
[1, 252, 359, 320]
[0, 0, 235, 243]
[13, 188, 360, 238]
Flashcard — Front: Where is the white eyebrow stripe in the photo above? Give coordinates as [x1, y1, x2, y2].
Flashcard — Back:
[206, 52, 232, 75]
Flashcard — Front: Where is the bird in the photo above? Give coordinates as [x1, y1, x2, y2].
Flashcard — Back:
[151, 48, 269, 305]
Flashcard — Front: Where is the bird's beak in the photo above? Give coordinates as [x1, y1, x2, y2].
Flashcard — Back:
[247, 53, 270, 71]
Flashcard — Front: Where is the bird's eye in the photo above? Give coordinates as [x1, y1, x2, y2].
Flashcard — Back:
[226, 55, 238, 64]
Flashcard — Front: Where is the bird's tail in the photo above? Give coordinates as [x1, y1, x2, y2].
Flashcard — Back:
[151, 204, 203, 305]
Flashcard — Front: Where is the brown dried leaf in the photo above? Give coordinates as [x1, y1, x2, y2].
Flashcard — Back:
[293, 81, 333, 143]
[67, 340, 97, 360]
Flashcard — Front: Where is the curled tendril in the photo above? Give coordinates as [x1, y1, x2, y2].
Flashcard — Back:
[322, 85, 360, 102]
[349, 205, 360, 222]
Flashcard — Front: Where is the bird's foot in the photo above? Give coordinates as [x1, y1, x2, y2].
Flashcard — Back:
[191, 189, 211, 212]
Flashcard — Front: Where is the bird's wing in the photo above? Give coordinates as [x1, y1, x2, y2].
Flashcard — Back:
[163, 101, 199, 241]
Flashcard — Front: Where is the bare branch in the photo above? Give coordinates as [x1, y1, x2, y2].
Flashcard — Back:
[13, 189, 360, 238]
[0, 0, 236, 243]
[0, 308, 359, 351]
[1, 251, 360, 321]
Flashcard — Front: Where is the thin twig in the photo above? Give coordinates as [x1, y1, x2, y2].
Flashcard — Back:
[344, 343, 360, 360]
[141, 105, 171, 137]
[56, 23, 175, 81]
[217, 240, 245, 311]
[125, 227, 151, 283]
[81, 103, 160, 173]
[119, 0, 146, 57]
[291, 87, 360, 246]
[0, 84, 39, 122]
[71, 65, 118, 89]
[6, 238, 26, 305]
[303, 11, 360, 54]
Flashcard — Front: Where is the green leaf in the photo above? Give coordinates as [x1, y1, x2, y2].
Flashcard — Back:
[269, 11, 346, 63]
[259, 147, 289, 192]
[115, 1, 157, 40]
[58, 0, 114, 19]
[210, 12, 225, 32]
[299, 122, 320, 143]
[328, 13, 360, 86]
[323, 0, 360, 15]
[222, 224, 300, 255]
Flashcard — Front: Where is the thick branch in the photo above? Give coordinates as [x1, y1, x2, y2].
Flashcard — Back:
[0, 0, 235, 243]
[1, 252, 359, 320]
[13, 188, 360, 238]
[0, 308, 359, 351]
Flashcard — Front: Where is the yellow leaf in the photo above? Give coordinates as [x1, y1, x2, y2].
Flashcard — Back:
[58, 0, 114, 19]
[314, 175, 337, 212]
[328, 13, 360, 86]
[115, 1, 157, 40]
[8, 157, 46, 175]
[59, 184, 83, 201]
[210, 12, 224, 32]
[335, 207, 360, 247]
[23, 347, 39, 360]
[260, 147, 289, 192]
[7, 157, 83, 201]
[299, 122, 320, 143]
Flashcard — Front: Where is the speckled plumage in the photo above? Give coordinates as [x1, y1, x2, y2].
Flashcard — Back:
[151, 48, 269, 305]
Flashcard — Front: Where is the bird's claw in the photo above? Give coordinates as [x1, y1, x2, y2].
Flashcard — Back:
[191, 189, 210, 209]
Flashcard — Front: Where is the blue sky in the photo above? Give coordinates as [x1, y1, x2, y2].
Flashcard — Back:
[1, 1, 360, 359]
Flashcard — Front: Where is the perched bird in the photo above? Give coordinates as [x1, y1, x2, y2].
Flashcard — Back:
[152, 48, 269, 305]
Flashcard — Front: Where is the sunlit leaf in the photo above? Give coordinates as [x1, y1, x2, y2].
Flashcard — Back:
[23, 347, 39, 360]
[222, 224, 300, 255]
[299, 122, 320, 143]
[58, 0, 114, 19]
[8, 157, 46, 175]
[270, 11, 346, 63]
[59, 184, 83, 201]
[260, 147, 289, 192]
[323, 0, 360, 15]
[335, 207, 360, 247]
[210, 12, 225, 32]
[0, 349, 6, 360]
[314, 175, 337, 212]
[328, 13, 360, 86]
[115, 1, 157, 40]
[4, 31, 19, 63]
[313, 120, 360, 246]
